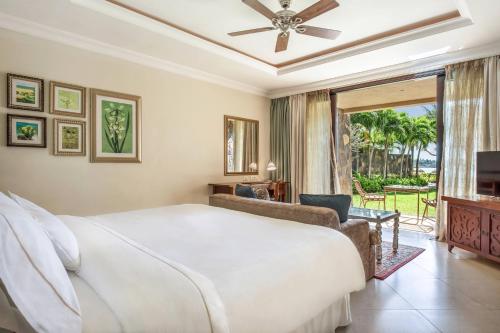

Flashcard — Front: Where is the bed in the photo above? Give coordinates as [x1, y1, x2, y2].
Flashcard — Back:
[1, 204, 365, 333]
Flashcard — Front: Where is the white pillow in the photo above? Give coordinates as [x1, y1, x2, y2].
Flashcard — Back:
[9, 193, 80, 271]
[0, 192, 82, 332]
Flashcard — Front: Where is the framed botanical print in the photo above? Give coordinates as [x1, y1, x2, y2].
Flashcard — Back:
[7, 73, 44, 112]
[50, 81, 86, 117]
[90, 88, 141, 163]
[7, 114, 46, 148]
[54, 119, 86, 156]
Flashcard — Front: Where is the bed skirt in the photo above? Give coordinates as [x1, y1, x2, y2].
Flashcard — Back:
[292, 294, 351, 333]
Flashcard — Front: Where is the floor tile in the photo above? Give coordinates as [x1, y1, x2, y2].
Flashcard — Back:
[442, 278, 500, 310]
[350, 279, 414, 310]
[420, 309, 500, 333]
[387, 277, 483, 310]
[335, 310, 439, 333]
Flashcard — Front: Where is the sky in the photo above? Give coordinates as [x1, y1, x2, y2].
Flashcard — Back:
[394, 104, 436, 162]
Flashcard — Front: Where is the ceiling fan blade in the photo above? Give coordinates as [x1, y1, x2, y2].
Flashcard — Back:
[294, 0, 339, 23]
[275, 33, 289, 53]
[242, 0, 276, 20]
[297, 26, 341, 40]
[228, 27, 275, 36]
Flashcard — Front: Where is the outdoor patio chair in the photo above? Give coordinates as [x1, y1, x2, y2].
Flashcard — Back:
[421, 198, 437, 223]
[353, 179, 386, 209]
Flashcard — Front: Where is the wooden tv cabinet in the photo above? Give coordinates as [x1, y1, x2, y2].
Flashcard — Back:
[442, 195, 500, 263]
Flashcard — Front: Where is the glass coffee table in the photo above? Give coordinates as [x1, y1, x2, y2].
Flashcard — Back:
[348, 207, 401, 264]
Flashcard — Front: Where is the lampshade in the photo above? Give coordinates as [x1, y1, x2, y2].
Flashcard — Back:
[248, 162, 258, 170]
[267, 161, 277, 171]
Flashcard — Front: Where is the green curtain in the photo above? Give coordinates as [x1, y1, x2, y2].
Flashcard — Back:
[270, 97, 291, 201]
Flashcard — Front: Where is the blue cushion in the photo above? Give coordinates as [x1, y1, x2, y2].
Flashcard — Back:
[299, 194, 351, 223]
[235, 184, 256, 199]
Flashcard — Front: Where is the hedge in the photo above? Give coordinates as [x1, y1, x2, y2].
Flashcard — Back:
[353, 173, 429, 193]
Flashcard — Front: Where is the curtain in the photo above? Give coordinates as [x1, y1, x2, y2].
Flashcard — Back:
[483, 56, 500, 150]
[437, 59, 486, 239]
[290, 94, 307, 202]
[305, 90, 338, 194]
[270, 97, 291, 200]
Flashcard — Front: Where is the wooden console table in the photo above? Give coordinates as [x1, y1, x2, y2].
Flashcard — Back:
[442, 195, 500, 264]
[209, 181, 288, 202]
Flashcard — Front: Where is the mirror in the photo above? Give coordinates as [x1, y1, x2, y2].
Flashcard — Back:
[224, 115, 259, 175]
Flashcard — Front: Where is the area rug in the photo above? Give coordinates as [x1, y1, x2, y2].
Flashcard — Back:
[374, 241, 425, 280]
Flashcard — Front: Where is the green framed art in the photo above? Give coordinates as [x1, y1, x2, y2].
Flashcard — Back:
[90, 88, 141, 163]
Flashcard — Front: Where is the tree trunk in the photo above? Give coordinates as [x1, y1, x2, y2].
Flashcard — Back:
[416, 144, 422, 177]
[410, 146, 415, 177]
[383, 140, 389, 179]
[368, 145, 374, 178]
[399, 145, 406, 178]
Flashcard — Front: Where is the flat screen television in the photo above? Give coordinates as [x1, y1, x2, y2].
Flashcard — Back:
[477, 151, 500, 196]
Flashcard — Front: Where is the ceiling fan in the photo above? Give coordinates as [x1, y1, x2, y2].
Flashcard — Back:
[228, 0, 341, 53]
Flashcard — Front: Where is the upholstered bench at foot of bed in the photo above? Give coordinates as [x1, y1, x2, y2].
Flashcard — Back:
[209, 194, 377, 280]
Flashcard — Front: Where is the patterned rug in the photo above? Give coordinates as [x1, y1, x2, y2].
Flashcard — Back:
[374, 241, 425, 280]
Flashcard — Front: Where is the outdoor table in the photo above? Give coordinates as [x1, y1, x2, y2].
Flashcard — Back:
[348, 207, 400, 264]
[383, 184, 436, 227]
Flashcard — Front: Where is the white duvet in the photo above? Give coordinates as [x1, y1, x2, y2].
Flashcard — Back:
[61, 204, 365, 333]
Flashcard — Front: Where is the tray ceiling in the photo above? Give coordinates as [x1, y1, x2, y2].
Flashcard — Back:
[112, 0, 460, 65]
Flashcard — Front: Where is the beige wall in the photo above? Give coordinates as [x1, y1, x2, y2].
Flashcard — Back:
[0, 29, 270, 215]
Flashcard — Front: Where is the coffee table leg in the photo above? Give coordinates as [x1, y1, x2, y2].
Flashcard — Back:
[393, 210, 399, 253]
[376, 217, 382, 264]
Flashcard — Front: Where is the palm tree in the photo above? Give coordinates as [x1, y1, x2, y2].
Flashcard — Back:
[414, 116, 436, 176]
[375, 109, 400, 178]
[395, 113, 411, 177]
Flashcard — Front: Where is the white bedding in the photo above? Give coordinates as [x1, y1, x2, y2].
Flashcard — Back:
[58, 204, 366, 333]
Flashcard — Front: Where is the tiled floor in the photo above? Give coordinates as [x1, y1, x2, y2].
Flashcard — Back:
[336, 229, 500, 333]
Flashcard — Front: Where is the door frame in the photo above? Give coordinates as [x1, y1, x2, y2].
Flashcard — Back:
[330, 68, 445, 188]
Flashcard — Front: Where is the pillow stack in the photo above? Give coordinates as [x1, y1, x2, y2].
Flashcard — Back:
[0, 193, 82, 333]
[235, 184, 271, 200]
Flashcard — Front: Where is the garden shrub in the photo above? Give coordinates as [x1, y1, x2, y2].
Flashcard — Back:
[353, 173, 429, 194]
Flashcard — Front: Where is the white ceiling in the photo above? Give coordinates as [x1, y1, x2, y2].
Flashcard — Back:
[0, 0, 499, 96]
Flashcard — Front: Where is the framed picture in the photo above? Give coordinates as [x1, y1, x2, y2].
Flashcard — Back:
[50, 81, 86, 117]
[7, 114, 46, 148]
[90, 88, 141, 163]
[54, 119, 86, 156]
[7, 73, 44, 112]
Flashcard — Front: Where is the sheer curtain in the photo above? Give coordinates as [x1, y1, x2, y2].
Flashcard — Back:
[305, 90, 339, 194]
[483, 56, 500, 150]
[437, 59, 490, 239]
[290, 94, 307, 202]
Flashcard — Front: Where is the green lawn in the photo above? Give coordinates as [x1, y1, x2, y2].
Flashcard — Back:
[352, 190, 437, 217]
